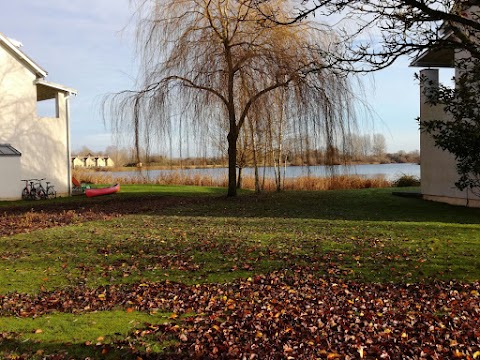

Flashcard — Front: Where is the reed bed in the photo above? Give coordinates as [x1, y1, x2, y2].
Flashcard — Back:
[73, 170, 392, 191]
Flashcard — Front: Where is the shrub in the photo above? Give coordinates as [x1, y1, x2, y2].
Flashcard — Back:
[393, 174, 420, 187]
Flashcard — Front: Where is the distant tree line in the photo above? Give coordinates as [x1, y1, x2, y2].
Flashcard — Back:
[77, 133, 419, 170]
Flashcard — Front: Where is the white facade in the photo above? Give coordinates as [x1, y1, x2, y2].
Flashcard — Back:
[413, 48, 480, 207]
[0, 32, 76, 200]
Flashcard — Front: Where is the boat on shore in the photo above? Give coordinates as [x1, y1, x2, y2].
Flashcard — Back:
[85, 183, 120, 198]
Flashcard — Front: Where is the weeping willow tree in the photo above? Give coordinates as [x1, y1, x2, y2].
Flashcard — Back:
[107, 0, 360, 196]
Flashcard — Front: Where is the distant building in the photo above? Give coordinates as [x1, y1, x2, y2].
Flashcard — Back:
[71, 154, 115, 168]
[71, 156, 84, 168]
[103, 156, 115, 167]
[0, 32, 76, 200]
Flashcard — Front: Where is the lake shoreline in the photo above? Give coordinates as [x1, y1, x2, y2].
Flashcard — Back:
[87, 161, 420, 173]
[74, 163, 420, 183]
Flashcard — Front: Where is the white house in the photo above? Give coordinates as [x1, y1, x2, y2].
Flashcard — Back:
[411, 5, 480, 207]
[71, 155, 85, 168]
[0, 32, 76, 200]
[71, 154, 115, 168]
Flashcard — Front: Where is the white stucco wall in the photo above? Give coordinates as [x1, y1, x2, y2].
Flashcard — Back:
[0, 42, 70, 200]
[419, 68, 480, 207]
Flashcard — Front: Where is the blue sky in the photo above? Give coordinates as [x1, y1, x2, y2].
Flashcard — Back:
[1, 1, 427, 154]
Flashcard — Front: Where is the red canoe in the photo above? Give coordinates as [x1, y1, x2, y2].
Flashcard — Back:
[85, 183, 120, 198]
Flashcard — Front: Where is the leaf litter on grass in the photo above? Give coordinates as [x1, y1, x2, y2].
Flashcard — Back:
[1, 268, 479, 359]
[1, 192, 480, 358]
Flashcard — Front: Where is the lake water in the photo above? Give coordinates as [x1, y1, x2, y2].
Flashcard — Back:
[110, 163, 420, 181]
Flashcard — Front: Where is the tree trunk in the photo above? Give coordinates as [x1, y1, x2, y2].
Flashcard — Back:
[237, 166, 243, 189]
[225, 43, 238, 197]
[227, 131, 237, 197]
[276, 118, 284, 192]
[248, 117, 261, 193]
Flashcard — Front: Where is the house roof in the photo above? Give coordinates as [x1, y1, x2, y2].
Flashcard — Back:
[410, 0, 476, 68]
[0, 32, 77, 97]
[410, 27, 458, 68]
[0, 144, 21, 156]
[410, 46, 455, 68]
[36, 79, 77, 100]
[0, 32, 47, 77]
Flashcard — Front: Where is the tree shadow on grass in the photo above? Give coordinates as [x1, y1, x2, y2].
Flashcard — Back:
[0, 339, 130, 360]
[2, 187, 480, 226]
[0, 336, 175, 360]
[165, 188, 480, 225]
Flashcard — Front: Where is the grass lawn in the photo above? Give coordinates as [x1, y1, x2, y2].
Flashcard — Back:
[0, 186, 479, 359]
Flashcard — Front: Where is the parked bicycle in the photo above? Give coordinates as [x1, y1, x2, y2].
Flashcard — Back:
[21, 179, 38, 200]
[20, 178, 56, 200]
[38, 179, 56, 199]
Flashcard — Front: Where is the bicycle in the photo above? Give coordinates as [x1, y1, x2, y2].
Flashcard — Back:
[21, 179, 39, 200]
[34, 178, 46, 199]
[43, 179, 56, 199]
[35, 178, 57, 199]
[20, 178, 56, 200]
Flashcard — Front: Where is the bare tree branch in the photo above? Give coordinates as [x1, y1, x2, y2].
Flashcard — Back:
[106, 0, 362, 196]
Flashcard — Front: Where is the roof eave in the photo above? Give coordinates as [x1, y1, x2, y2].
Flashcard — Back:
[35, 79, 78, 99]
[410, 47, 456, 68]
[410, 30, 456, 68]
[0, 32, 47, 78]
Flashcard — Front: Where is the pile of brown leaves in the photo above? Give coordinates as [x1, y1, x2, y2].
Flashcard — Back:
[1, 269, 479, 359]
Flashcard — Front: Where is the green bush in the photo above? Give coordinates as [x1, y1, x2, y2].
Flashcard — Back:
[393, 174, 420, 187]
